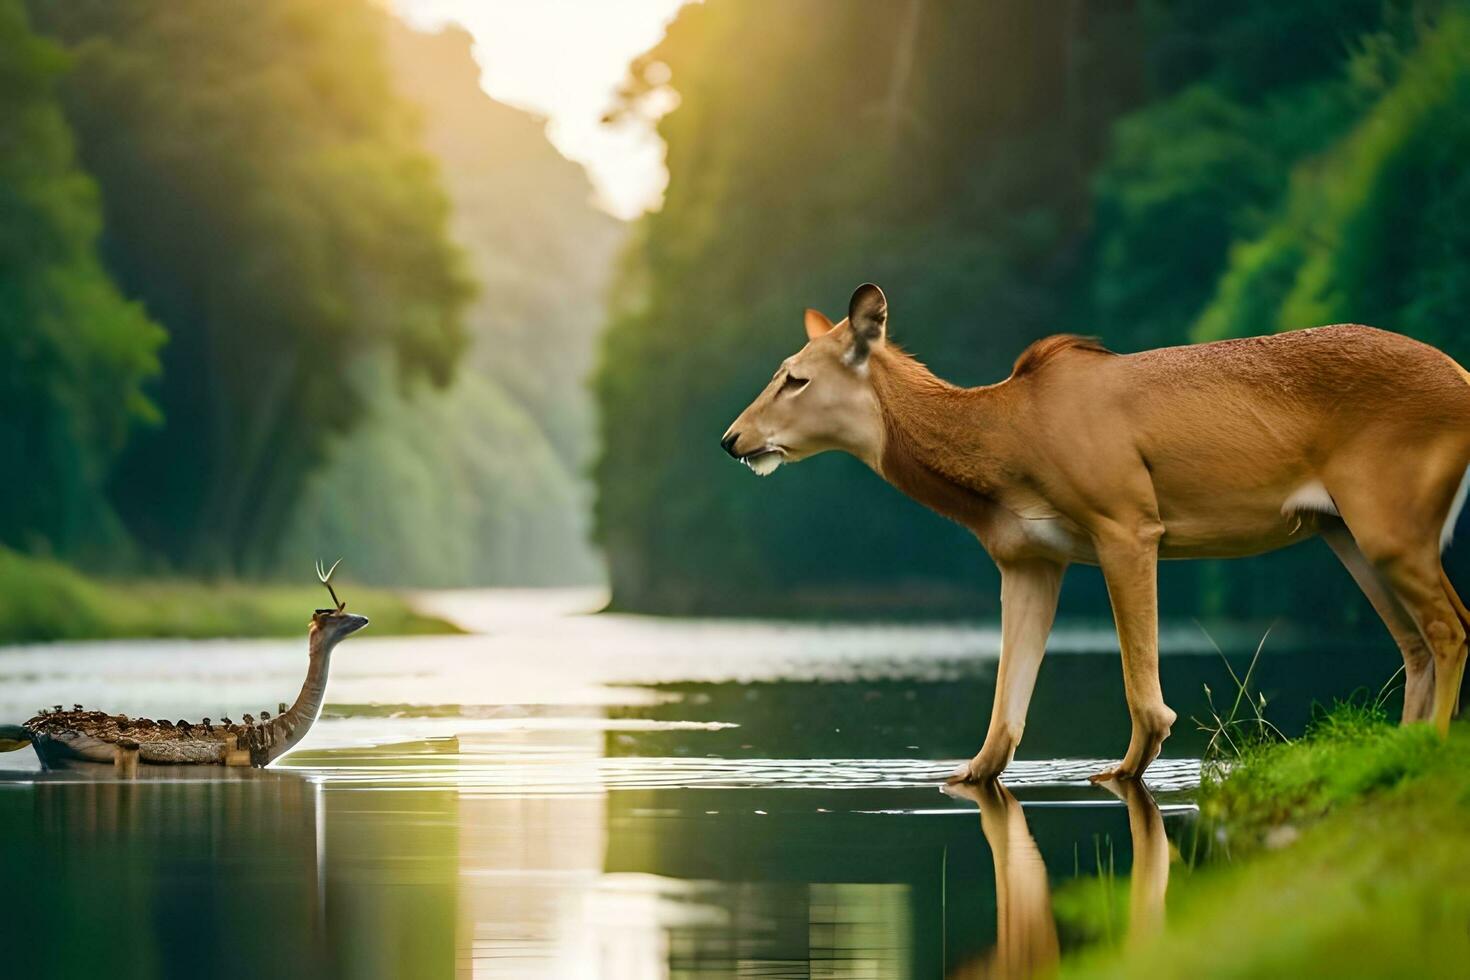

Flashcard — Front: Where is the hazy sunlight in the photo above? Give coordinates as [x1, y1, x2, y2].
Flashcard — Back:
[394, 0, 691, 219]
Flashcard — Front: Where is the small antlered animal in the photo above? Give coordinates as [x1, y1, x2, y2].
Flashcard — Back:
[722, 283, 1470, 782]
[0, 560, 368, 772]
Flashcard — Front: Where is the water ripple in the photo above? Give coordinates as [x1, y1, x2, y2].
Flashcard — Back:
[298, 755, 1201, 795]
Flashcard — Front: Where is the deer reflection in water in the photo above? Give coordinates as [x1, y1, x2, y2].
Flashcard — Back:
[1104, 777, 1169, 947]
[946, 779, 1059, 979]
[943, 778, 1170, 978]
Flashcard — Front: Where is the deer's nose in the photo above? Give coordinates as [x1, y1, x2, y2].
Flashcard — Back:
[720, 431, 741, 458]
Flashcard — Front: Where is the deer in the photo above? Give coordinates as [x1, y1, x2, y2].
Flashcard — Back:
[721, 283, 1470, 783]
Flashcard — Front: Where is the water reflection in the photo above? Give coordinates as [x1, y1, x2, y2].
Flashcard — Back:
[943, 777, 1171, 978]
[1103, 778, 1169, 948]
[3, 756, 1192, 978]
[945, 780, 1060, 978]
[10, 595, 1382, 978]
[2, 768, 457, 978]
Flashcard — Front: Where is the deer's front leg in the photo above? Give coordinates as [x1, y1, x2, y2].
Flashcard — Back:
[948, 559, 1065, 783]
[1090, 526, 1175, 782]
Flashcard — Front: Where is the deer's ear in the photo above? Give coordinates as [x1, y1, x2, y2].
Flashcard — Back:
[847, 283, 887, 364]
[804, 308, 835, 340]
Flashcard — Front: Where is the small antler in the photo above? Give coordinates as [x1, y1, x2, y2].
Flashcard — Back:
[316, 557, 345, 611]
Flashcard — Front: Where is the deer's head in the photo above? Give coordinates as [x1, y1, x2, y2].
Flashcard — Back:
[720, 283, 888, 475]
[310, 558, 369, 645]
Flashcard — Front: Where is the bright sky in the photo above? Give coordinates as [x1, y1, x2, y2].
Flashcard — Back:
[393, 0, 691, 220]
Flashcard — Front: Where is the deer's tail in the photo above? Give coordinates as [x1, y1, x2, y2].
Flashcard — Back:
[1440, 358, 1470, 552]
[1443, 465, 1470, 553]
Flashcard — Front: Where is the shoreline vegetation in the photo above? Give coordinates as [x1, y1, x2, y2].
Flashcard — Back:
[1063, 707, 1470, 977]
[0, 549, 460, 644]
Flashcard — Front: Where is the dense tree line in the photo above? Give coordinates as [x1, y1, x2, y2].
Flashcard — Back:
[278, 23, 622, 586]
[595, 0, 1470, 622]
[0, 0, 162, 562]
[1, 1, 618, 585]
[31, 0, 471, 574]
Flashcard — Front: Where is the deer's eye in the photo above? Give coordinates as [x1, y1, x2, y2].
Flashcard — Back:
[781, 374, 809, 395]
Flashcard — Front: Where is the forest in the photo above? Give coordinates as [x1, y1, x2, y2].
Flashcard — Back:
[595, 0, 1470, 622]
[6, 5, 1469, 971]
[1, 0, 616, 595]
[6, 0, 1470, 629]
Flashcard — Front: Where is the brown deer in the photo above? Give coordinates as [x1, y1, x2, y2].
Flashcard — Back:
[721, 283, 1470, 782]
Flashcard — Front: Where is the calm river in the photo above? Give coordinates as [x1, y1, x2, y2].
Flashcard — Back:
[0, 590, 1394, 977]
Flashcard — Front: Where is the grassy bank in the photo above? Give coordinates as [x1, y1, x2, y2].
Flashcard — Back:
[1063, 708, 1470, 978]
[0, 549, 460, 643]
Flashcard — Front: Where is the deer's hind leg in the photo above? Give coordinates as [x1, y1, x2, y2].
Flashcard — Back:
[1439, 563, 1469, 717]
[1322, 522, 1436, 722]
[1382, 555, 1465, 737]
[1330, 460, 1469, 737]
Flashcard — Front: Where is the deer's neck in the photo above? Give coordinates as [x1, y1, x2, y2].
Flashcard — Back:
[868, 349, 1019, 535]
[265, 626, 336, 763]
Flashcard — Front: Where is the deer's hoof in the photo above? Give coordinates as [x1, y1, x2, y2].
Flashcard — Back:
[946, 759, 1006, 785]
[944, 761, 976, 784]
[1088, 766, 1140, 784]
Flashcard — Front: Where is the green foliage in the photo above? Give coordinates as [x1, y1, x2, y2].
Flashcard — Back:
[0, 0, 162, 558]
[1192, 630, 1288, 763]
[1052, 840, 1129, 951]
[272, 23, 622, 587]
[1201, 7, 1470, 365]
[0, 546, 456, 644]
[1090, 86, 1288, 351]
[280, 362, 599, 586]
[29, 0, 472, 573]
[1136, 0, 1391, 98]
[2, 3, 622, 597]
[1201, 700, 1441, 846]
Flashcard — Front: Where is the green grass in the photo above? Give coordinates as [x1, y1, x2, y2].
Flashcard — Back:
[1061, 710, 1470, 979]
[1199, 699, 1441, 849]
[1053, 838, 1129, 950]
[0, 548, 460, 643]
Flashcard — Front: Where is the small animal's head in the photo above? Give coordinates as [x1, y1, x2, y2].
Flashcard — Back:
[310, 559, 369, 645]
[720, 283, 889, 475]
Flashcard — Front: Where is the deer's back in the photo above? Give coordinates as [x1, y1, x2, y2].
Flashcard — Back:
[1106, 325, 1470, 444]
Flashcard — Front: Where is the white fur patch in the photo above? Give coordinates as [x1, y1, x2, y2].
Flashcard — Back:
[1443, 465, 1470, 552]
[746, 452, 783, 477]
[1282, 480, 1339, 517]
[1023, 518, 1078, 552]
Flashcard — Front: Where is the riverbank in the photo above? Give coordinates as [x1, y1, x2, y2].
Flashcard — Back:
[0, 548, 459, 643]
[1064, 708, 1470, 977]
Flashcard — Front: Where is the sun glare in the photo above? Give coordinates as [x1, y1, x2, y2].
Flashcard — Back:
[394, 0, 692, 220]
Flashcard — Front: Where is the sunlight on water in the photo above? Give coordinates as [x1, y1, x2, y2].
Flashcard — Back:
[7, 589, 1373, 978]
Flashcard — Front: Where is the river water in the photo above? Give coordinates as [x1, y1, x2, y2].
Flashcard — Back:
[0, 590, 1395, 978]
